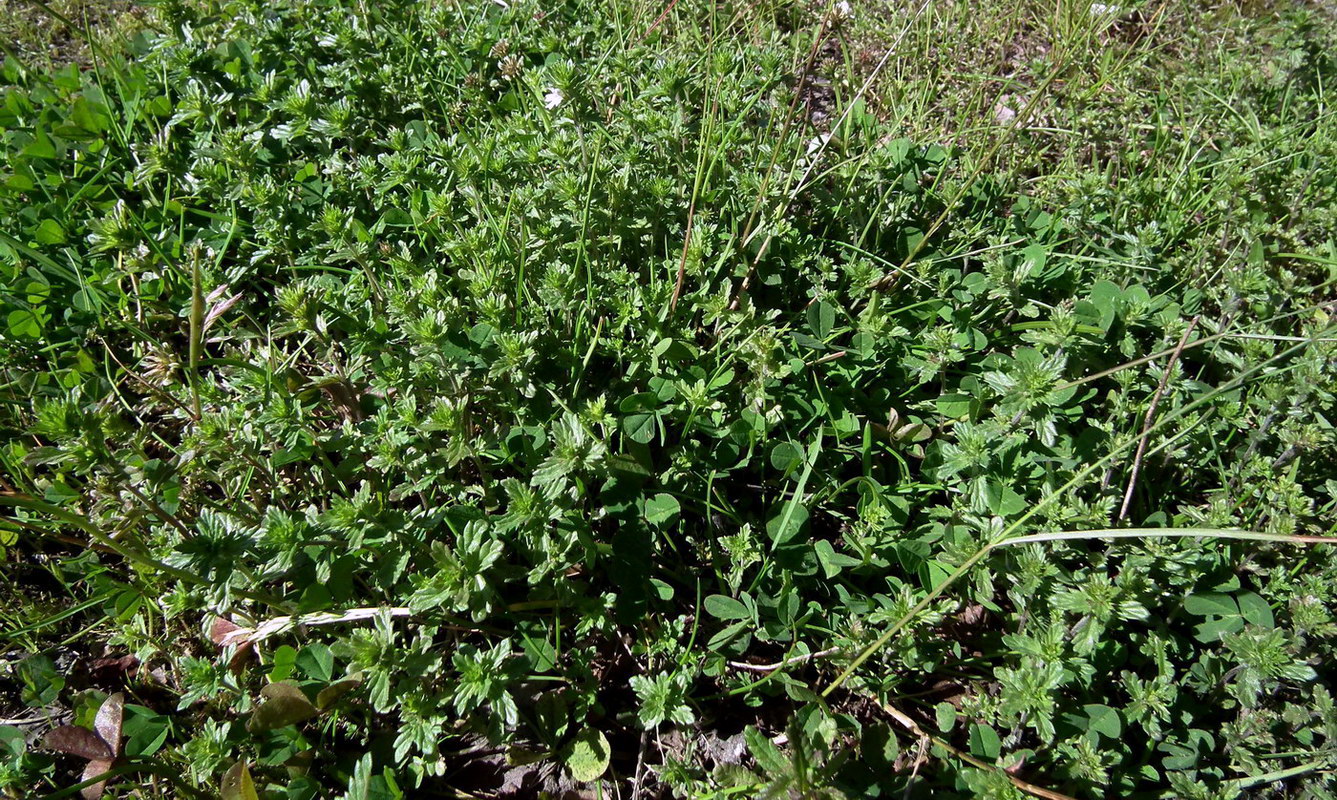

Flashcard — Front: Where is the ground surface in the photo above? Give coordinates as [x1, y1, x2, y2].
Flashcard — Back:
[1, 0, 1336, 798]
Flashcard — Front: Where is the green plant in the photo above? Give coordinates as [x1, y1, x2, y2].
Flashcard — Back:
[2, 0, 1335, 797]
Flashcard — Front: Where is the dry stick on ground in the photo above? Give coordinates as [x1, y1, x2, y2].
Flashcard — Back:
[629, 728, 649, 799]
[1118, 315, 1200, 521]
[879, 702, 1077, 800]
[727, 646, 841, 672]
[636, 0, 682, 44]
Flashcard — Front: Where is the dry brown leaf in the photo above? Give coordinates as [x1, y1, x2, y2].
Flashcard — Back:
[42, 726, 112, 761]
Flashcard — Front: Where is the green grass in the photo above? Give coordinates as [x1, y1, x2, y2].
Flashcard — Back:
[1, 0, 1335, 798]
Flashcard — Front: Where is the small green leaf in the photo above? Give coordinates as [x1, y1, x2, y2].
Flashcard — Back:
[34, 219, 66, 244]
[1083, 704, 1121, 739]
[1194, 615, 1245, 643]
[21, 130, 56, 159]
[807, 301, 835, 339]
[1183, 592, 1238, 617]
[643, 493, 681, 526]
[934, 702, 956, 732]
[704, 594, 750, 621]
[7, 309, 43, 338]
[270, 646, 297, 682]
[814, 540, 859, 578]
[1021, 242, 1048, 277]
[968, 723, 1001, 759]
[622, 413, 656, 444]
[606, 453, 652, 477]
[1237, 592, 1274, 628]
[296, 644, 334, 682]
[706, 619, 749, 650]
[769, 441, 804, 473]
[935, 393, 975, 419]
[766, 504, 809, 546]
[564, 729, 611, 782]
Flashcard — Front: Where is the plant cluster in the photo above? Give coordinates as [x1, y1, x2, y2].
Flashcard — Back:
[1, 0, 1335, 797]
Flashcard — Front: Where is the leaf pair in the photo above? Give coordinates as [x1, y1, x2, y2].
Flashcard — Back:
[43, 692, 124, 800]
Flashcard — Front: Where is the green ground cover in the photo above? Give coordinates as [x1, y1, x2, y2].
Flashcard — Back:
[1, 0, 1335, 797]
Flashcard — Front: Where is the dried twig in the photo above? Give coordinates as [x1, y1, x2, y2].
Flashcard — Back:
[1118, 316, 1199, 521]
[728, 646, 841, 672]
[213, 607, 412, 648]
[880, 701, 1077, 800]
[629, 728, 649, 799]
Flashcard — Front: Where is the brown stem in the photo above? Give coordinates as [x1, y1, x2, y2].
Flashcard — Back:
[1118, 316, 1200, 521]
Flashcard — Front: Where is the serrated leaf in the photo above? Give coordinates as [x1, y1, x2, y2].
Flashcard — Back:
[744, 726, 788, 777]
[564, 729, 611, 782]
[221, 762, 260, 800]
[249, 681, 318, 731]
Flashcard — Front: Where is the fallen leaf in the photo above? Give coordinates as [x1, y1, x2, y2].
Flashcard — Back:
[93, 692, 124, 757]
[80, 758, 113, 800]
[43, 726, 112, 761]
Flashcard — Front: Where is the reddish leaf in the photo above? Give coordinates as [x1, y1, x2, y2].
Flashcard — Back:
[210, 617, 257, 674]
[210, 617, 244, 645]
[80, 759, 113, 800]
[43, 726, 112, 761]
[93, 693, 124, 757]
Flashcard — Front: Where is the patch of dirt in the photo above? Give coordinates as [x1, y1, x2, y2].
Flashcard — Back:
[0, 0, 147, 70]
